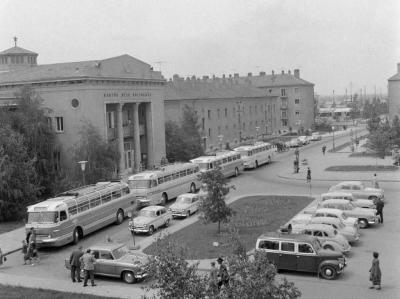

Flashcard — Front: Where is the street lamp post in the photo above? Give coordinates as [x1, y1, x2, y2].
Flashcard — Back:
[77, 160, 88, 186]
[332, 126, 335, 152]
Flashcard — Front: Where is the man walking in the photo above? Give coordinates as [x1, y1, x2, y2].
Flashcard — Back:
[80, 249, 97, 287]
[306, 167, 311, 183]
[217, 257, 229, 289]
[375, 198, 384, 224]
[69, 245, 84, 282]
[322, 145, 326, 155]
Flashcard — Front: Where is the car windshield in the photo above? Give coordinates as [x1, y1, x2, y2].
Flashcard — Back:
[128, 179, 151, 189]
[28, 211, 58, 223]
[112, 245, 129, 259]
[139, 210, 156, 217]
[176, 196, 192, 204]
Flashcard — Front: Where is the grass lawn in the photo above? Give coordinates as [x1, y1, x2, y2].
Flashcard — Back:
[325, 165, 398, 172]
[0, 221, 24, 234]
[0, 284, 114, 299]
[144, 195, 312, 259]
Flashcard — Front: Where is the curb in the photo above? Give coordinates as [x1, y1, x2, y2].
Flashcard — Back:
[277, 173, 400, 183]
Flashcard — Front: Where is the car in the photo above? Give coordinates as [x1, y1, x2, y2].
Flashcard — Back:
[255, 232, 346, 280]
[309, 217, 360, 243]
[286, 138, 301, 148]
[295, 223, 351, 254]
[328, 181, 384, 201]
[310, 208, 359, 229]
[64, 243, 148, 284]
[310, 132, 322, 141]
[321, 192, 376, 209]
[297, 136, 310, 145]
[128, 205, 172, 235]
[319, 199, 379, 228]
[169, 193, 200, 218]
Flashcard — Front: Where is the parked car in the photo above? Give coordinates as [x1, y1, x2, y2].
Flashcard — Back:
[328, 181, 384, 201]
[310, 132, 322, 141]
[297, 136, 311, 145]
[255, 232, 346, 280]
[169, 193, 200, 218]
[286, 138, 301, 148]
[310, 208, 359, 229]
[295, 223, 351, 254]
[321, 192, 376, 209]
[64, 243, 148, 284]
[309, 217, 360, 243]
[128, 205, 172, 235]
[319, 199, 379, 228]
[289, 213, 313, 232]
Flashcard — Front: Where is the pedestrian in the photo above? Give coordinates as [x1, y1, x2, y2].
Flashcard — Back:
[69, 245, 84, 282]
[208, 261, 218, 294]
[294, 148, 299, 160]
[322, 145, 326, 155]
[375, 198, 384, 224]
[372, 173, 380, 189]
[26, 227, 35, 244]
[80, 249, 97, 287]
[306, 167, 311, 183]
[217, 257, 229, 290]
[369, 251, 382, 290]
[28, 241, 39, 265]
[22, 240, 30, 265]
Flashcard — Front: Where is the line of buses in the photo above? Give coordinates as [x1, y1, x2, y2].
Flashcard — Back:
[26, 142, 276, 247]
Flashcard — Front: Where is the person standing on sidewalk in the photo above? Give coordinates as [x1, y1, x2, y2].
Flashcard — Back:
[375, 198, 384, 224]
[372, 173, 380, 189]
[306, 167, 311, 183]
[322, 145, 326, 155]
[217, 257, 229, 290]
[69, 245, 84, 282]
[208, 261, 218, 294]
[80, 249, 97, 287]
[22, 240, 30, 265]
[369, 251, 382, 290]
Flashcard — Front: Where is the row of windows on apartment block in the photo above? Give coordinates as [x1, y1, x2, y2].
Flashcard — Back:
[207, 119, 278, 138]
[281, 88, 301, 96]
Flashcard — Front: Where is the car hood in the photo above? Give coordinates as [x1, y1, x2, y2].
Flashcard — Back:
[364, 187, 383, 193]
[133, 216, 153, 225]
[352, 207, 377, 216]
[170, 203, 190, 210]
[353, 199, 375, 208]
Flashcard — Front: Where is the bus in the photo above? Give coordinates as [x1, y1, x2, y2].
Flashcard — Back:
[190, 151, 244, 178]
[127, 163, 200, 208]
[233, 142, 277, 169]
[25, 181, 134, 247]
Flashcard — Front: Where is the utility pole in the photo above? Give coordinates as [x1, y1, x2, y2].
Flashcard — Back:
[350, 81, 353, 101]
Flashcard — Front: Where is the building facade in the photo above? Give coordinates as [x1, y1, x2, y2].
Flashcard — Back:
[0, 44, 166, 175]
[388, 63, 400, 120]
[165, 75, 280, 152]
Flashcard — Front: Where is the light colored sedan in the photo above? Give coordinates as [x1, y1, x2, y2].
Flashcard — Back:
[320, 199, 379, 228]
[321, 192, 376, 209]
[129, 206, 172, 235]
[314, 208, 359, 229]
[296, 223, 351, 254]
[328, 181, 384, 201]
[169, 193, 200, 218]
[310, 217, 360, 243]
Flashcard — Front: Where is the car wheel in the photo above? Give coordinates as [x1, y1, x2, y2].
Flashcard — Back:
[116, 209, 124, 225]
[359, 218, 368, 229]
[122, 271, 136, 284]
[160, 193, 168, 205]
[148, 226, 155, 235]
[190, 183, 196, 193]
[255, 161, 259, 168]
[72, 228, 80, 244]
[235, 167, 239, 177]
[165, 219, 170, 227]
[186, 211, 191, 217]
[320, 265, 337, 280]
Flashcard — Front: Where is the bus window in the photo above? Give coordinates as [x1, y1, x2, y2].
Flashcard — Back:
[60, 210, 68, 221]
[28, 211, 58, 223]
[228, 156, 232, 162]
[187, 168, 193, 175]
[158, 177, 164, 184]
[68, 206, 77, 215]
[102, 194, 112, 204]
[151, 180, 158, 188]
[222, 158, 228, 164]
[112, 190, 122, 199]
[164, 175, 171, 182]
[179, 170, 187, 177]
[78, 200, 90, 212]
[90, 197, 101, 208]
[129, 180, 151, 189]
[173, 173, 180, 180]
[122, 187, 130, 195]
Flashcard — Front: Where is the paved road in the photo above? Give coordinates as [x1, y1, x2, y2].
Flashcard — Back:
[1, 129, 399, 298]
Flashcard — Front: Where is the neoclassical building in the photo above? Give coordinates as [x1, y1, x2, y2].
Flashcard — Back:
[388, 63, 400, 120]
[0, 43, 166, 175]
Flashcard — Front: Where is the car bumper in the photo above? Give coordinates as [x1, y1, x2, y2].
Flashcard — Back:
[134, 272, 148, 279]
[172, 211, 188, 217]
[132, 228, 150, 233]
[35, 237, 65, 247]
[368, 217, 380, 224]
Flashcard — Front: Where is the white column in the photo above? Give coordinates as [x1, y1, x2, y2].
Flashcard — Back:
[117, 103, 125, 175]
[133, 103, 141, 172]
[145, 102, 154, 168]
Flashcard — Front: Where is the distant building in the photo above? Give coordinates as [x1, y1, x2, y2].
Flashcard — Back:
[235, 70, 315, 131]
[388, 63, 400, 120]
[318, 107, 351, 121]
[0, 42, 166, 175]
[165, 75, 280, 152]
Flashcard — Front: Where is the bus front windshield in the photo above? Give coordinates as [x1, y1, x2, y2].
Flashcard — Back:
[198, 163, 210, 170]
[128, 179, 151, 189]
[237, 150, 250, 157]
[28, 211, 58, 223]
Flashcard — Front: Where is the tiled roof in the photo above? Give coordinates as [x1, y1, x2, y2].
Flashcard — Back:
[388, 73, 400, 81]
[0, 54, 164, 84]
[0, 46, 38, 55]
[235, 73, 314, 87]
[165, 78, 276, 100]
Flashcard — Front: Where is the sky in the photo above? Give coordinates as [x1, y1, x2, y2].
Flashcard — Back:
[0, 0, 399, 95]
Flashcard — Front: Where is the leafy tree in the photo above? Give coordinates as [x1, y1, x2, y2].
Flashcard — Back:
[198, 168, 235, 233]
[366, 128, 391, 158]
[165, 105, 204, 162]
[72, 122, 119, 184]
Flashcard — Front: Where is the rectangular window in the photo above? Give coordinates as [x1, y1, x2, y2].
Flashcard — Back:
[295, 111, 300, 116]
[225, 108, 228, 117]
[295, 99, 300, 104]
[55, 117, 64, 132]
[258, 240, 279, 250]
[218, 126, 221, 135]
[78, 200, 90, 212]
[68, 206, 77, 215]
[107, 112, 115, 129]
[112, 190, 121, 199]
[173, 173, 180, 179]
[202, 118, 205, 131]
[179, 170, 187, 177]
[298, 243, 314, 253]
[281, 89, 286, 96]
[158, 177, 164, 185]
[102, 194, 112, 204]
[90, 197, 101, 208]
[217, 109, 220, 118]
[208, 110, 211, 120]
[187, 168, 193, 175]
[281, 242, 295, 252]
[164, 175, 171, 182]
[208, 128, 211, 137]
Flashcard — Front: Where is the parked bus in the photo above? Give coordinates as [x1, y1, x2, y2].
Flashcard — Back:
[127, 163, 200, 208]
[190, 151, 244, 178]
[25, 181, 134, 247]
[233, 142, 276, 169]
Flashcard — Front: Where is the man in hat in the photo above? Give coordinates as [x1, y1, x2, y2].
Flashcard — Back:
[217, 257, 229, 289]
[69, 245, 84, 282]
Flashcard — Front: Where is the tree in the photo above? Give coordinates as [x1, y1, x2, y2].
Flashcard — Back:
[72, 122, 119, 184]
[198, 168, 235, 233]
[366, 128, 391, 158]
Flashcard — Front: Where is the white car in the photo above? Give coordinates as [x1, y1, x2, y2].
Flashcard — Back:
[298, 136, 311, 145]
[310, 132, 322, 141]
[321, 192, 376, 209]
[169, 193, 200, 218]
[314, 208, 359, 229]
[129, 206, 172, 235]
[328, 181, 384, 201]
[286, 138, 301, 148]
[309, 217, 360, 243]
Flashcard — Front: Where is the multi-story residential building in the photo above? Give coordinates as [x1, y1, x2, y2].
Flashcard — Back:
[388, 63, 400, 120]
[165, 75, 280, 152]
[236, 69, 315, 131]
[0, 43, 166, 175]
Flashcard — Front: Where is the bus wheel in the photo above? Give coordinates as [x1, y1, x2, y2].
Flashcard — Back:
[161, 193, 168, 205]
[235, 167, 239, 177]
[72, 228, 80, 244]
[190, 183, 196, 193]
[116, 209, 124, 225]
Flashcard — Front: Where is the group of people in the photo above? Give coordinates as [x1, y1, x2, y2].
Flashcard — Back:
[69, 246, 97, 287]
[208, 257, 230, 294]
[22, 227, 39, 265]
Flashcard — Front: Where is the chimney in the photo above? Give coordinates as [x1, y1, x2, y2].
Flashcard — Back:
[248, 72, 252, 77]
[234, 73, 239, 78]
[272, 70, 275, 76]
[397, 63, 400, 73]
[281, 70, 284, 74]
[294, 69, 300, 78]
[259, 71, 266, 76]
